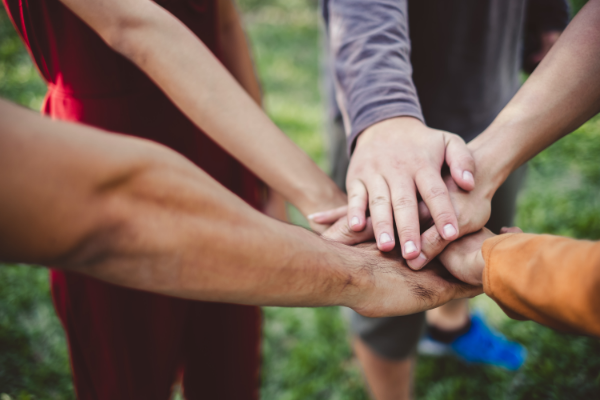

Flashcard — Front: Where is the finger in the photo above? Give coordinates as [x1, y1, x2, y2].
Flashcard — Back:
[346, 180, 368, 232]
[321, 216, 374, 245]
[407, 225, 449, 270]
[445, 134, 475, 191]
[389, 178, 420, 260]
[500, 226, 523, 234]
[308, 205, 348, 225]
[366, 176, 395, 252]
[416, 170, 459, 242]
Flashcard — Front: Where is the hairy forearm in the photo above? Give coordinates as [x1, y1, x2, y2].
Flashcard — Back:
[0, 99, 357, 306]
[469, 0, 600, 193]
[59, 0, 344, 216]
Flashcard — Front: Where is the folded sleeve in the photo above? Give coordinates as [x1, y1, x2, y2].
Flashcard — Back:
[482, 233, 600, 337]
[323, 0, 424, 154]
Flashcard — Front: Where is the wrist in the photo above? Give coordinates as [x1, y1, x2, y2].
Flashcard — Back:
[294, 181, 347, 218]
[473, 250, 485, 286]
[357, 116, 425, 147]
[469, 124, 522, 200]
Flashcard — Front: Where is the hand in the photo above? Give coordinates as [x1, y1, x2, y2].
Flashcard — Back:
[320, 211, 374, 245]
[439, 227, 522, 286]
[344, 117, 475, 258]
[345, 242, 483, 318]
[407, 171, 493, 270]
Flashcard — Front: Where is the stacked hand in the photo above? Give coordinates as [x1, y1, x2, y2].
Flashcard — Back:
[307, 116, 512, 292]
[339, 241, 483, 318]
[439, 226, 523, 286]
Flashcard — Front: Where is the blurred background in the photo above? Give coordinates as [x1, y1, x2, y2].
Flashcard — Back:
[1, 0, 599, 398]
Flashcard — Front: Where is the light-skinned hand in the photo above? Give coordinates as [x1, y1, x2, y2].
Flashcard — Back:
[310, 116, 476, 259]
[438, 227, 523, 286]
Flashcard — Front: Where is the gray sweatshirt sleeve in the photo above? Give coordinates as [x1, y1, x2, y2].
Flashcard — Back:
[323, 0, 424, 153]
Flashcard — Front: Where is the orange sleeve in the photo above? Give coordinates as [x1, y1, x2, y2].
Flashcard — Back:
[482, 233, 600, 337]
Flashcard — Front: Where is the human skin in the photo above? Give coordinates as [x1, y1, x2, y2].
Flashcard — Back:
[405, 0, 600, 270]
[0, 99, 481, 317]
[51, 0, 345, 232]
[311, 117, 476, 256]
[217, 0, 288, 221]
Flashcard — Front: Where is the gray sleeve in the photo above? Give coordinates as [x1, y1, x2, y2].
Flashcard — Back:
[323, 0, 424, 153]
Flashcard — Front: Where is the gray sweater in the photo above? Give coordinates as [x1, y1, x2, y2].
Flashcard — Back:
[322, 0, 569, 153]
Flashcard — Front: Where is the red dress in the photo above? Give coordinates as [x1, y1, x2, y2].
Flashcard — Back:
[2, 0, 262, 398]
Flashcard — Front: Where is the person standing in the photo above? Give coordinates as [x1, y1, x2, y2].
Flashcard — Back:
[321, 0, 569, 398]
[2, 0, 273, 398]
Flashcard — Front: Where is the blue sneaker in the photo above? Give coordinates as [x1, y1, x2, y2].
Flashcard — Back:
[418, 313, 527, 370]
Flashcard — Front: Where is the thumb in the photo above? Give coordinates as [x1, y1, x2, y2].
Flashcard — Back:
[445, 133, 476, 191]
[322, 216, 374, 245]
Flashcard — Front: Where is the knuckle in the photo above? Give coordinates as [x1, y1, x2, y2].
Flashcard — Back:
[374, 220, 391, 231]
[392, 196, 416, 211]
[397, 226, 416, 238]
[370, 195, 390, 207]
[424, 186, 448, 201]
[423, 231, 444, 250]
[433, 211, 455, 223]
[349, 192, 366, 202]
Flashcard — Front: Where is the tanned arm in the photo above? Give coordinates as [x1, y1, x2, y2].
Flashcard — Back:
[0, 99, 480, 316]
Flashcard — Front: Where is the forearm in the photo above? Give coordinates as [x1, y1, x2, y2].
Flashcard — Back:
[482, 233, 600, 337]
[469, 0, 600, 193]
[59, 0, 343, 216]
[0, 99, 356, 306]
[218, 0, 262, 106]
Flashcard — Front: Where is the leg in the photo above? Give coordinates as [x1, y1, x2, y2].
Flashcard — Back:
[353, 338, 414, 400]
[348, 310, 425, 400]
[181, 302, 262, 400]
[50, 270, 189, 400]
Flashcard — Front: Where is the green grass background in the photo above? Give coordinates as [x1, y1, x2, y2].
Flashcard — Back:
[1, 0, 599, 398]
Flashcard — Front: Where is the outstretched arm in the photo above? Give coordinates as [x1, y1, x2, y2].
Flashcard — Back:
[440, 228, 600, 338]
[411, 0, 600, 269]
[51, 0, 344, 224]
[0, 99, 480, 316]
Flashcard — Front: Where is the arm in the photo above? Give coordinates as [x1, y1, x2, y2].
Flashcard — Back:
[217, 0, 262, 106]
[440, 228, 600, 337]
[0, 98, 480, 316]
[470, 0, 600, 188]
[54, 0, 344, 224]
[411, 0, 600, 269]
[321, 0, 475, 255]
[217, 0, 288, 221]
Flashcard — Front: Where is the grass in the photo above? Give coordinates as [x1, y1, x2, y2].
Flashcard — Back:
[1, 0, 599, 398]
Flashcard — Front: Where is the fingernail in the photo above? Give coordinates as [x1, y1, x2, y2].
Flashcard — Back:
[350, 216, 360, 227]
[443, 224, 457, 239]
[307, 212, 324, 221]
[463, 170, 474, 184]
[408, 252, 427, 269]
[404, 241, 417, 254]
[380, 233, 393, 244]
